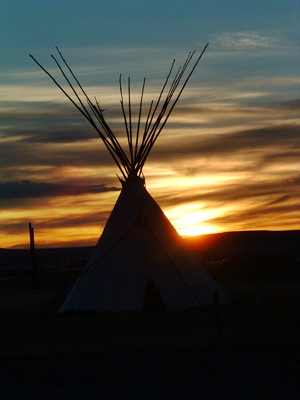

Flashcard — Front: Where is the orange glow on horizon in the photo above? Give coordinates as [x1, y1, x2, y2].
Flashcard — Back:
[165, 203, 223, 238]
[1, 227, 100, 249]
[1, 173, 299, 249]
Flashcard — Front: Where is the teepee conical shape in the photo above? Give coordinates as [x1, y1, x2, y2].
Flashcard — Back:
[31, 46, 229, 311]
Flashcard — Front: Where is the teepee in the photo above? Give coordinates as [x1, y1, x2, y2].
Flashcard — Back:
[31, 46, 229, 311]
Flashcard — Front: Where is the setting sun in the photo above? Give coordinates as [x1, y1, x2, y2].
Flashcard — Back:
[166, 204, 219, 237]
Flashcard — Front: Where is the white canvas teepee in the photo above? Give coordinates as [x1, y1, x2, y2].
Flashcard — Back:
[31, 46, 229, 311]
[61, 177, 229, 311]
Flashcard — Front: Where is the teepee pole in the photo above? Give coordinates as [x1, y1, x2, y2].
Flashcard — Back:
[30, 53, 131, 179]
[31, 44, 209, 180]
[134, 60, 175, 171]
[127, 77, 134, 165]
[134, 77, 146, 164]
[119, 75, 131, 154]
[137, 44, 209, 171]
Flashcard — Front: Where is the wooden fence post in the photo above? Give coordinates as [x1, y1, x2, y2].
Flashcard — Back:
[213, 291, 224, 345]
[29, 222, 38, 284]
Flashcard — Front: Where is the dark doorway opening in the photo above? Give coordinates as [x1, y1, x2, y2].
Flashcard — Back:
[142, 278, 166, 312]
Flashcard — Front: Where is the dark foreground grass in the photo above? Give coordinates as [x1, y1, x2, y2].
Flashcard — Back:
[1, 272, 300, 399]
[1, 306, 299, 357]
[1, 271, 299, 356]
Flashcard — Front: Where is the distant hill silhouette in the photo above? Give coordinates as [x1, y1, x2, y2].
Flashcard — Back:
[1, 230, 299, 271]
[0, 246, 93, 271]
[185, 230, 300, 282]
[185, 230, 300, 257]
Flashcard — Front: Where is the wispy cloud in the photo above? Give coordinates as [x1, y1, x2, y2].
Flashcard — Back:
[212, 31, 285, 52]
[0, 180, 119, 200]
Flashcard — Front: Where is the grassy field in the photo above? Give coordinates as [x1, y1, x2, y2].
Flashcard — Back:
[1, 268, 299, 399]
[1, 268, 299, 356]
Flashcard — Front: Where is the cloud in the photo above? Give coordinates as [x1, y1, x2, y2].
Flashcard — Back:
[208, 200, 300, 231]
[149, 124, 300, 172]
[277, 98, 300, 110]
[0, 209, 109, 237]
[155, 173, 300, 209]
[0, 180, 119, 200]
[266, 195, 291, 206]
[212, 31, 285, 52]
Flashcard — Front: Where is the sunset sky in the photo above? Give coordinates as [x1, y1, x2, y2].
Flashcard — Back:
[1, 0, 299, 248]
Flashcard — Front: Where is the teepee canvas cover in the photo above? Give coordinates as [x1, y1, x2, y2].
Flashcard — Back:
[31, 46, 229, 311]
[60, 177, 228, 311]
